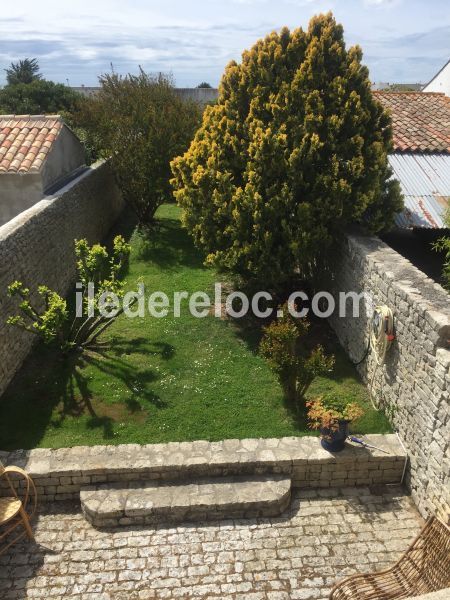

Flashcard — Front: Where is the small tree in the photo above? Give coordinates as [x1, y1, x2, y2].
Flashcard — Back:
[7, 236, 132, 354]
[75, 69, 201, 226]
[171, 13, 403, 285]
[5, 58, 42, 85]
[260, 304, 334, 406]
[197, 82, 212, 88]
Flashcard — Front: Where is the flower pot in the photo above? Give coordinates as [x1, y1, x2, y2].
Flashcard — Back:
[320, 420, 349, 452]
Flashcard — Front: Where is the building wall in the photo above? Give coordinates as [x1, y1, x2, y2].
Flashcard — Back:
[0, 173, 43, 227]
[327, 233, 450, 521]
[0, 160, 124, 397]
[71, 86, 220, 104]
[422, 61, 450, 96]
[41, 126, 86, 192]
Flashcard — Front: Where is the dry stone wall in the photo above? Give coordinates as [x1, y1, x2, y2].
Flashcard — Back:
[327, 233, 450, 522]
[0, 160, 124, 397]
[0, 434, 405, 502]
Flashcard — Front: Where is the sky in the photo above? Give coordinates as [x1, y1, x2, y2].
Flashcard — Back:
[1, 0, 449, 87]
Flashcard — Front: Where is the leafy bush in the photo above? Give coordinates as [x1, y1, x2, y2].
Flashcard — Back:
[171, 13, 403, 285]
[7, 236, 132, 354]
[259, 303, 334, 406]
[433, 209, 450, 291]
[0, 80, 82, 115]
[75, 69, 201, 226]
[306, 393, 364, 431]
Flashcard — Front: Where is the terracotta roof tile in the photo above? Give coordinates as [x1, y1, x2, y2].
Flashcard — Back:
[0, 115, 63, 173]
[374, 92, 450, 153]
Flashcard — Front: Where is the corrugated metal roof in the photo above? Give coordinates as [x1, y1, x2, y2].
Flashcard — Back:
[389, 153, 450, 229]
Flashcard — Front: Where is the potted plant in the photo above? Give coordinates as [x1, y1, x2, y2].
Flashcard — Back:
[306, 394, 364, 452]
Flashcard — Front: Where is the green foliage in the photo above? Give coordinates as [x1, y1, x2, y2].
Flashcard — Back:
[306, 393, 364, 431]
[0, 205, 390, 450]
[74, 69, 201, 226]
[0, 79, 82, 115]
[5, 58, 41, 85]
[197, 82, 212, 88]
[433, 209, 450, 291]
[171, 13, 403, 284]
[7, 236, 131, 354]
[7, 282, 68, 345]
[260, 303, 335, 406]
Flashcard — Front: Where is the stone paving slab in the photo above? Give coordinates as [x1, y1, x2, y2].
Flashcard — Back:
[0, 484, 424, 599]
[80, 475, 292, 527]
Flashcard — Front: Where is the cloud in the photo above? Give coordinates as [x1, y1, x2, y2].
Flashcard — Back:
[1, 1, 449, 87]
[363, 0, 400, 6]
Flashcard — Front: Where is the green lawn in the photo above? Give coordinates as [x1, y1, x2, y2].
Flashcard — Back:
[0, 204, 391, 450]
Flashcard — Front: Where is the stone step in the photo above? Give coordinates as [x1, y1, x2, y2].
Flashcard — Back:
[80, 474, 292, 528]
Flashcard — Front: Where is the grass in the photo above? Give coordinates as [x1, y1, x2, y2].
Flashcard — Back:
[0, 204, 391, 450]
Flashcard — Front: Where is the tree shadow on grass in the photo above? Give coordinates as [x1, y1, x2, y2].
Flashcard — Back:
[134, 217, 205, 271]
[0, 336, 174, 450]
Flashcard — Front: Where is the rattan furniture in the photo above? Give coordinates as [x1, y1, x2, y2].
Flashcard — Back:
[330, 517, 450, 599]
[0, 463, 37, 555]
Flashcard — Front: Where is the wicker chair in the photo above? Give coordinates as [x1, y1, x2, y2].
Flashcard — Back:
[0, 463, 37, 555]
[330, 517, 450, 600]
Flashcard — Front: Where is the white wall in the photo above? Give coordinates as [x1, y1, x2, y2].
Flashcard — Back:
[423, 61, 450, 96]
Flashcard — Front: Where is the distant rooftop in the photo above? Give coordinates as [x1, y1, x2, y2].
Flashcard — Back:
[0, 115, 63, 174]
[374, 92, 450, 153]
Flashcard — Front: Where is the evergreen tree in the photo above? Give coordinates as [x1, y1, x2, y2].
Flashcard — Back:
[5, 58, 42, 85]
[171, 13, 403, 284]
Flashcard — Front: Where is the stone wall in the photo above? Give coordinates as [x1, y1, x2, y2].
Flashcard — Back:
[327, 233, 450, 522]
[0, 434, 406, 502]
[0, 160, 124, 397]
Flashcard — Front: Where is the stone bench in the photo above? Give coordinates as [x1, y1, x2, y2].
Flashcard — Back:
[80, 474, 292, 528]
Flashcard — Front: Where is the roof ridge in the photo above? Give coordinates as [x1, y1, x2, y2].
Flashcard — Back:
[373, 91, 446, 97]
[0, 114, 62, 120]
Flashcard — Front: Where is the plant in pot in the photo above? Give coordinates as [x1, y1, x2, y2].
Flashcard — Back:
[306, 394, 364, 452]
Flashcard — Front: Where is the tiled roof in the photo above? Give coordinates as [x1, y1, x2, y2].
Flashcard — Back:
[374, 92, 450, 153]
[0, 115, 63, 174]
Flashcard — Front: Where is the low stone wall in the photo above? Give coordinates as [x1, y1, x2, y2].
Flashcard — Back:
[0, 160, 124, 397]
[327, 233, 450, 522]
[0, 434, 406, 502]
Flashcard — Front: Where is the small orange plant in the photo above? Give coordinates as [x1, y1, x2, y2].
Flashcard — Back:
[306, 394, 364, 433]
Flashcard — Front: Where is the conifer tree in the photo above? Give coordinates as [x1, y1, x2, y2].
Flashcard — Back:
[171, 13, 402, 284]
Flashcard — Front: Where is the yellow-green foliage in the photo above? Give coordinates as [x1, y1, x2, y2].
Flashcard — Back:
[171, 13, 403, 283]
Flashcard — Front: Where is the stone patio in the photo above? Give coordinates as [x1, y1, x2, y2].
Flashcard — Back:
[0, 484, 423, 600]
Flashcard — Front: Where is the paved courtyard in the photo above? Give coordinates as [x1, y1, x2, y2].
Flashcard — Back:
[0, 485, 423, 600]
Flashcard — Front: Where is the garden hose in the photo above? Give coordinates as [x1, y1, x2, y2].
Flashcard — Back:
[370, 305, 395, 365]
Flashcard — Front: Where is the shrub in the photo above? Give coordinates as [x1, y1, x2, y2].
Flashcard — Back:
[259, 303, 334, 406]
[433, 209, 450, 291]
[7, 236, 132, 354]
[0, 79, 82, 115]
[306, 393, 364, 431]
[171, 13, 403, 285]
[75, 69, 201, 226]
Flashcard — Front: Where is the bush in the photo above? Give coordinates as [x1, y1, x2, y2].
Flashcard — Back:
[75, 69, 201, 226]
[433, 209, 450, 291]
[7, 236, 132, 354]
[171, 13, 403, 285]
[259, 303, 334, 406]
[306, 393, 364, 431]
[0, 79, 82, 114]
